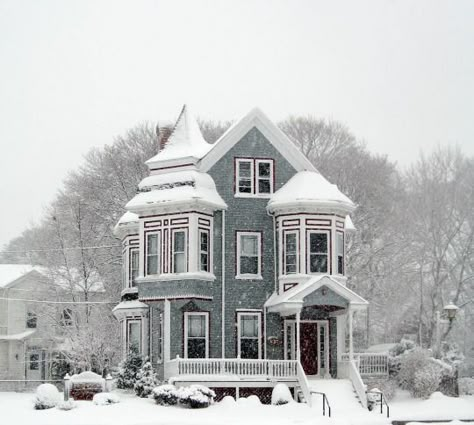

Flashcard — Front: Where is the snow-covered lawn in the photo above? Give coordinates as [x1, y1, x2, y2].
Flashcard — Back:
[2, 390, 473, 425]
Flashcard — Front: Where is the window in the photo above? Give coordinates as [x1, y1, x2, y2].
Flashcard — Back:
[29, 353, 39, 370]
[238, 313, 261, 359]
[127, 320, 141, 353]
[308, 231, 329, 273]
[173, 230, 187, 273]
[146, 233, 160, 275]
[237, 232, 261, 277]
[235, 158, 274, 196]
[60, 308, 73, 327]
[199, 230, 210, 272]
[156, 312, 163, 362]
[26, 312, 37, 329]
[184, 312, 209, 358]
[284, 231, 298, 274]
[129, 248, 139, 286]
[336, 232, 344, 275]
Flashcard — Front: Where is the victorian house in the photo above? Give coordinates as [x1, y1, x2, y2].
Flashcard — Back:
[113, 106, 385, 406]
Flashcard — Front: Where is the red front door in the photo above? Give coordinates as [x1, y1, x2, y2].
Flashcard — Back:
[300, 323, 318, 375]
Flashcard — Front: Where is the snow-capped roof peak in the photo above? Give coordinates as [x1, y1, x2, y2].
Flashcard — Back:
[146, 105, 212, 168]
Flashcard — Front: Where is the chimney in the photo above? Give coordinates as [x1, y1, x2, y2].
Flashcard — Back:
[156, 122, 174, 151]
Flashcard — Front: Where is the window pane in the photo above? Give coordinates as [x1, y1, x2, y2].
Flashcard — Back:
[129, 322, 140, 351]
[258, 180, 271, 194]
[174, 253, 186, 273]
[240, 339, 259, 359]
[187, 339, 206, 358]
[29, 354, 39, 370]
[310, 233, 327, 253]
[310, 254, 328, 273]
[286, 255, 297, 274]
[147, 255, 158, 275]
[239, 179, 252, 193]
[241, 235, 258, 256]
[26, 312, 37, 329]
[239, 161, 251, 177]
[200, 232, 208, 251]
[241, 316, 258, 337]
[241, 257, 258, 275]
[174, 232, 185, 252]
[336, 233, 344, 255]
[200, 253, 209, 272]
[338, 256, 344, 275]
[188, 315, 205, 337]
[148, 234, 158, 255]
[258, 162, 270, 177]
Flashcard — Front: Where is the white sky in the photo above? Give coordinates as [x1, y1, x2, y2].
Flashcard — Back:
[0, 0, 473, 249]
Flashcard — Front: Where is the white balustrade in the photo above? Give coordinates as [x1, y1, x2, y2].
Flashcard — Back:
[341, 353, 388, 377]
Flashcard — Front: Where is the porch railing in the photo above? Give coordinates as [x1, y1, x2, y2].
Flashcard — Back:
[341, 353, 388, 377]
[338, 359, 368, 409]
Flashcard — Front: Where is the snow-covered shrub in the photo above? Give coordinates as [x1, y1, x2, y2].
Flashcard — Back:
[412, 362, 442, 399]
[177, 385, 215, 408]
[459, 377, 474, 395]
[56, 399, 77, 411]
[152, 384, 179, 406]
[366, 379, 397, 401]
[134, 360, 159, 398]
[440, 342, 465, 368]
[220, 395, 236, 406]
[388, 339, 416, 377]
[397, 348, 430, 391]
[271, 383, 293, 405]
[92, 392, 120, 405]
[34, 383, 62, 410]
[116, 346, 143, 389]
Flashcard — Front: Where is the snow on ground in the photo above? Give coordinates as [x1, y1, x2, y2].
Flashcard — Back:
[1, 389, 473, 425]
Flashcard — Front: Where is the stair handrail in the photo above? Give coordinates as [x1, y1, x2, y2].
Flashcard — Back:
[295, 361, 312, 407]
[309, 390, 331, 417]
[366, 389, 390, 418]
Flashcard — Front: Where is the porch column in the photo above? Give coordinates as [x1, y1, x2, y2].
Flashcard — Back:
[348, 308, 354, 361]
[296, 311, 301, 362]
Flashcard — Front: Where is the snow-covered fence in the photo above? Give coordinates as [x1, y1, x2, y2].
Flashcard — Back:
[341, 353, 388, 377]
[165, 357, 298, 380]
[64, 372, 113, 401]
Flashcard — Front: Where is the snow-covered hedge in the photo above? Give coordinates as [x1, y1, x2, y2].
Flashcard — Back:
[271, 383, 293, 405]
[56, 399, 77, 411]
[152, 384, 179, 406]
[134, 361, 159, 398]
[152, 384, 215, 408]
[92, 392, 120, 405]
[34, 383, 62, 410]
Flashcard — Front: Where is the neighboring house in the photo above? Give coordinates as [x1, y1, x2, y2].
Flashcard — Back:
[0, 264, 104, 387]
[113, 106, 384, 405]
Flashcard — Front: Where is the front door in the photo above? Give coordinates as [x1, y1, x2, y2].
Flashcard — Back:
[301, 323, 319, 375]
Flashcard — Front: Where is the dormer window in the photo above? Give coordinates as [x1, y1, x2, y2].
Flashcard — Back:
[307, 231, 329, 273]
[235, 158, 274, 197]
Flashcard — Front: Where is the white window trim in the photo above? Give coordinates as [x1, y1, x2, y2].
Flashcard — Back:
[306, 230, 330, 274]
[255, 159, 274, 196]
[237, 312, 262, 359]
[336, 231, 344, 276]
[283, 230, 299, 275]
[172, 229, 188, 273]
[184, 312, 209, 358]
[146, 232, 161, 276]
[127, 319, 142, 354]
[236, 231, 262, 279]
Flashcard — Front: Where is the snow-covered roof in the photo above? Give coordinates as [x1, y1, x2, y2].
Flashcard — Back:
[345, 215, 356, 232]
[0, 329, 36, 341]
[112, 300, 149, 312]
[113, 211, 139, 238]
[126, 170, 227, 214]
[146, 105, 212, 169]
[0, 264, 41, 288]
[267, 171, 356, 214]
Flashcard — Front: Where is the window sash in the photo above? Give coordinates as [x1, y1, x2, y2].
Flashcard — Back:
[26, 312, 37, 329]
[129, 248, 139, 286]
[308, 232, 329, 273]
[237, 159, 254, 194]
[199, 230, 210, 272]
[184, 313, 208, 358]
[128, 320, 141, 353]
[284, 231, 298, 274]
[238, 313, 261, 359]
[173, 230, 187, 273]
[146, 233, 160, 275]
[336, 232, 344, 275]
[256, 160, 273, 195]
[237, 233, 261, 276]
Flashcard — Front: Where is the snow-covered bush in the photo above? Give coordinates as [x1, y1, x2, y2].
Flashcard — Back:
[177, 385, 215, 408]
[412, 362, 442, 399]
[34, 383, 62, 410]
[459, 377, 474, 395]
[152, 384, 179, 406]
[116, 347, 142, 389]
[366, 379, 397, 401]
[92, 392, 120, 405]
[134, 360, 159, 398]
[220, 395, 236, 406]
[388, 339, 416, 377]
[271, 383, 293, 405]
[56, 399, 77, 411]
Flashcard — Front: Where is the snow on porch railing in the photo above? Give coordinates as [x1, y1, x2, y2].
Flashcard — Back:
[341, 353, 388, 377]
[165, 357, 298, 380]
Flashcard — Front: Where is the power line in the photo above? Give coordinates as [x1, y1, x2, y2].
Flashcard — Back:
[0, 244, 121, 254]
[0, 297, 118, 305]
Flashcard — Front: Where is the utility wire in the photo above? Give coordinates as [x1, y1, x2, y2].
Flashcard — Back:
[0, 244, 121, 254]
[0, 297, 118, 305]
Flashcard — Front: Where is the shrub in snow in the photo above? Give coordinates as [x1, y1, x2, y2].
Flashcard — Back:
[92, 392, 120, 405]
[220, 395, 236, 406]
[271, 383, 293, 405]
[152, 384, 179, 406]
[134, 360, 159, 398]
[56, 399, 77, 411]
[367, 378, 397, 401]
[116, 346, 143, 389]
[177, 385, 215, 409]
[412, 362, 442, 399]
[459, 377, 474, 395]
[34, 383, 62, 410]
[388, 339, 416, 377]
[397, 348, 431, 391]
[440, 342, 465, 368]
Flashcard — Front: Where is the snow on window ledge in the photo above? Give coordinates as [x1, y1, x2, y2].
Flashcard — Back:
[235, 274, 263, 281]
[137, 271, 216, 282]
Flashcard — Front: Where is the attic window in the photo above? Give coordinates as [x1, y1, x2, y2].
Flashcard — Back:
[235, 158, 274, 197]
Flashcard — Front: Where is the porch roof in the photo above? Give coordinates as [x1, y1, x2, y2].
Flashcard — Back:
[264, 275, 368, 315]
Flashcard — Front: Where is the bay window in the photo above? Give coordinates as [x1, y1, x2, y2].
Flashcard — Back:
[199, 230, 210, 272]
[237, 312, 261, 359]
[129, 248, 139, 286]
[237, 232, 261, 277]
[146, 233, 160, 275]
[173, 230, 187, 273]
[127, 320, 141, 353]
[308, 231, 329, 273]
[184, 312, 208, 358]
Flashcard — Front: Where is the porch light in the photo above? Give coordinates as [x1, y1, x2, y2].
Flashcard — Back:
[443, 302, 459, 321]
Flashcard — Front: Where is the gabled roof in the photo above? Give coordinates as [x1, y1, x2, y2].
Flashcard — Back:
[199, 107, 317, 173]
[0, 264, 42, 288]
[267, 171, 356, 214]
[146, 105, 213, 170]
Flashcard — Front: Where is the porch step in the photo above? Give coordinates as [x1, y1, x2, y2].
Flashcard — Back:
[308, 379, 365, 414]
